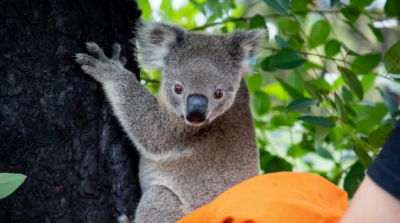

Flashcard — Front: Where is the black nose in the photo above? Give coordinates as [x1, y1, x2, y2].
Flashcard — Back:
[186, 95, 208, 123]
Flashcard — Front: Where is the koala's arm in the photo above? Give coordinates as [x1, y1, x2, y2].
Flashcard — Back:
[75, 43, 173, 156]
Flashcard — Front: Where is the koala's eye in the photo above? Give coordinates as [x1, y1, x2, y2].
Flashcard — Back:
[174, 84, 183, 94]
[214, 89, 223, 99]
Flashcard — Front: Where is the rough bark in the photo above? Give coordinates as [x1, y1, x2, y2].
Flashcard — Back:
[0, 0, 142, 222]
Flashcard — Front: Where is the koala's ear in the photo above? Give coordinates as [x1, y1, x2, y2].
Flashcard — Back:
[229, 29, 267, 74]
[135, 21, 186, 70]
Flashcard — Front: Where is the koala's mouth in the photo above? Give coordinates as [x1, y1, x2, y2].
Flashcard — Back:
[183, 116, 208, 127]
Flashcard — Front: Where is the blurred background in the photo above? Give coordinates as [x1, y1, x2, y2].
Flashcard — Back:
[136, 0, 400, 198]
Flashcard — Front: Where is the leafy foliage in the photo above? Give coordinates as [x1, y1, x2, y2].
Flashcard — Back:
[0, 173, 26, 199]
[139, 0, 400, 198]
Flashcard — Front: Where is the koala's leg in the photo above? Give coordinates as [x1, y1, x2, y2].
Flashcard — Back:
[75, 43, 178, 156]
[134, 186, 185, 223]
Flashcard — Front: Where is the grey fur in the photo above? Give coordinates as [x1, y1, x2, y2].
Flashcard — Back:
[75, 21, 266, 223]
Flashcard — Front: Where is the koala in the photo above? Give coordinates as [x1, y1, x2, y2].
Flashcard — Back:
[75, 21, 266, 223]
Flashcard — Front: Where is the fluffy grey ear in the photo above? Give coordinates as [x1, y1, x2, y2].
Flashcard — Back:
[135, 21, 186, 70]
[229, 29, 267, 74]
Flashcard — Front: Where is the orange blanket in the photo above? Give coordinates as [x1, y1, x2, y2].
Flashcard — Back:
[179, 172, 348, 223]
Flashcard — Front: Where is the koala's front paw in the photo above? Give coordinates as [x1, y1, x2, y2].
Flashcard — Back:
[75, 42, 129, 83]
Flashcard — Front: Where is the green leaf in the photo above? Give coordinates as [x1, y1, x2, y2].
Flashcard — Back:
[334, 93, 348, 122]
[325, 39, 341, 57]
[379, 88, 399, 119]
[342, 86, 354, 102]
[344, 161, 365, 199]
[287, 144, 310, 158]
[262, 49, 306, 70]
[262, 0, 291, 16]
[252, 91, 271, 116]
[351, 53, 381, 74]
[286, 98, 318, 111]
[189, 0, 206, 15]
[341, 42, 360, 57]
[330, 0, 340, 7]
[275, 35, 290, 49]
[260, 56, 276, 72]
[338, 66, 364, 100]
[0, 173, 27, 199]
[361, 74, 377, 93]
[309, 20, 330, 49]
[350, 0, 374, 8]
[354, 143, 373, 168]
[245, 73, 263, 92]
[384, 40, 400, 74]
[249, 14, 267, 29]
[260, 150, 293, 173]
[316, 147, 334, 160]
[291, 0, 308, 13]
[278, 17, 301, 34]
[368, 123, 393, 149]
[276, 77, 304, 99]
[315, 126, 331, 149]
[137, 0, 152, 19]
[298, 116, 336, 127]
[368, 24, 383, 43]
[341, 6, 360, 24]
[287, 71, 305, 94]
[385, 0, 400, 20]
[354, 103, 389, 134]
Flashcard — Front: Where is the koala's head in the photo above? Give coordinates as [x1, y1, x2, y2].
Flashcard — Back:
[136, 21, 265, 127]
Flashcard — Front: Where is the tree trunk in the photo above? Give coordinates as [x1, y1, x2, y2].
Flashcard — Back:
[0, 0, 142, 222]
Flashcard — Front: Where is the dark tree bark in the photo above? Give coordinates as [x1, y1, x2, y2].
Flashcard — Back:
[0, 0, 142, 222]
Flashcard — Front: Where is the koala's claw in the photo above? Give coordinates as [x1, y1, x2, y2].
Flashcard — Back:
[75, 53, 97, 67]
[112, 43, 122, 61]
[75, 42, 130, 83]
[120, 56, 127, 66]
[85, 42, 107, 61]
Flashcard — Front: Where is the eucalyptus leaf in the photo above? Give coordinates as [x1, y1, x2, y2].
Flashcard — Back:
[262, 0, 291, 16]
[368, 123, 393, 149]
[245, 73, 263, 92]
[137, 0, 152, 19]
[338, 66, 364, 100]
[379, 88, 399, 119]
[316, 147, 334, 160]
[351, 53, 381, 75]
[350, 0, 374, 8]
[276, 77, 304, 99]
[334, 93, 348, 122]
[368, 24, 383, 43]
[309, 20, 330, 49]
[270, 49, 306, 70]
[275, 35, 291, 49]
[286, 98, 318, 111]
[344, 161, 365, 198]
[298, 116, 336, 127]
[384, 40, 400, 74]
[291, 0, 308, 13]
[0, 173, 27, 199]
[250, 14, 267, 29]
[253, 91, 270, 116]
[315, 126, 331, 149]
[259, 150, 292, 173]
[325, 39, 341, 57]
[341, 6, 360, 24]
[354, 144, 373, 168]
[385, 0, 400, 20]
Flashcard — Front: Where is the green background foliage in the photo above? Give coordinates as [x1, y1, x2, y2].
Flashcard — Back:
[136, 0, 400, 198]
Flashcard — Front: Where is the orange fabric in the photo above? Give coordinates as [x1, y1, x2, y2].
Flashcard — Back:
[178, 172, 348, 223]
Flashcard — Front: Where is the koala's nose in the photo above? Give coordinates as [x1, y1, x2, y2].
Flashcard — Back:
[186, 94, 208, 123]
